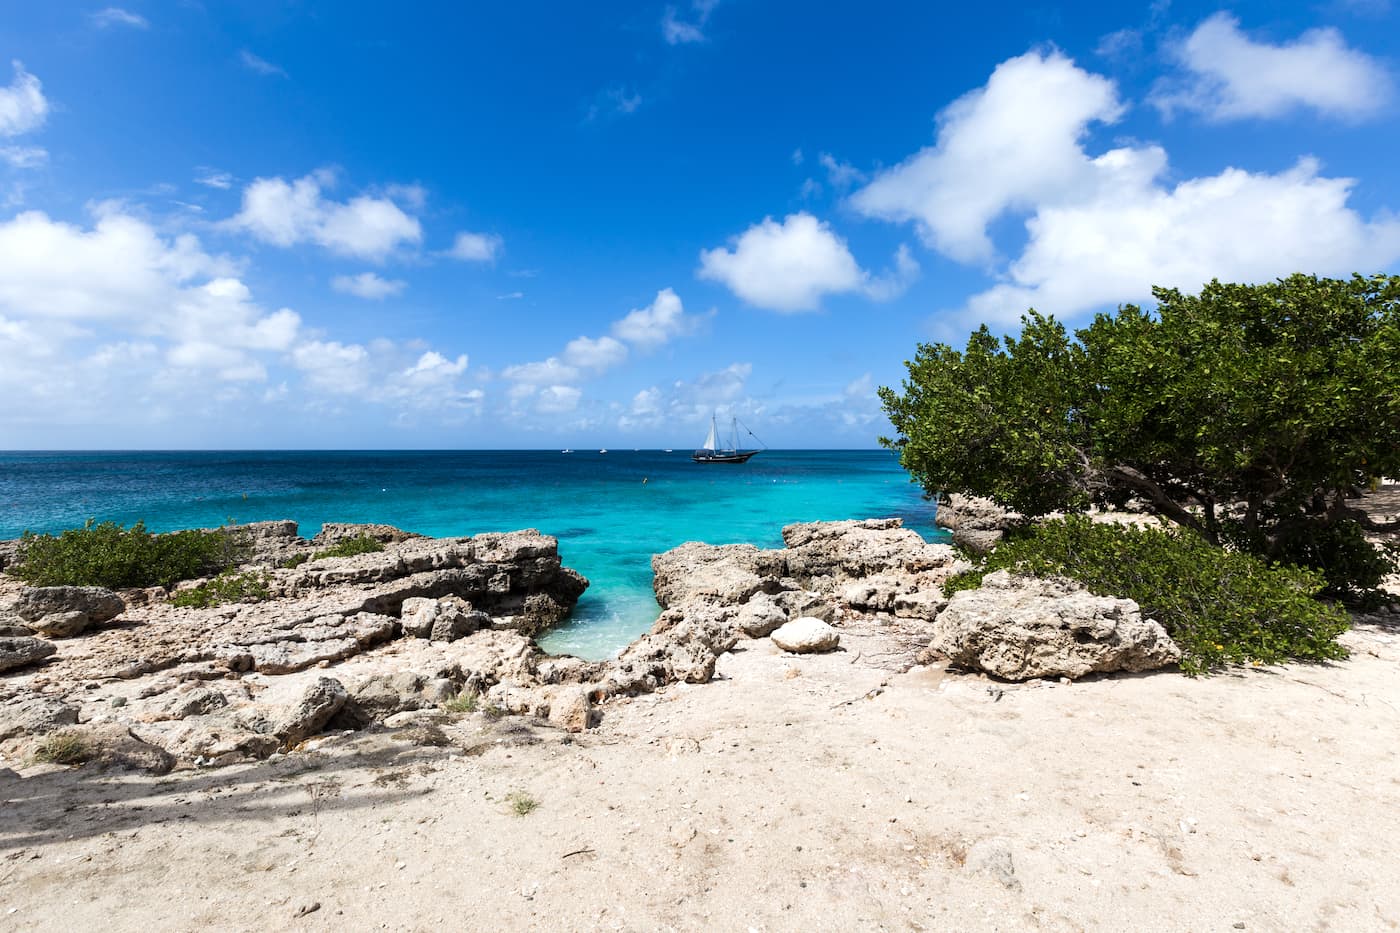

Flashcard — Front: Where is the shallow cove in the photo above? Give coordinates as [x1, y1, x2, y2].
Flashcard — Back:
[0, 449, 944, 659]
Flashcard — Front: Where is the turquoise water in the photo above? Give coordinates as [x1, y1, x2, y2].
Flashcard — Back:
[0, 450, 942, 658]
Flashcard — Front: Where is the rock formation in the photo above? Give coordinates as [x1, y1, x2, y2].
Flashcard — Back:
[929, 570, 1182, 680]
[934, 493, 1024, 554]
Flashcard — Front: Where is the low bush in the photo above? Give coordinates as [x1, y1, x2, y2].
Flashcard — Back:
[311, 535, 384, 560]
[170, 570, 271, 609]
[278, 553, 310, 569]
[441, 690, 479, 714]
[33, 731, 89, 766]
[11, 520, 249, 589]
[944, 516, 1351, 675]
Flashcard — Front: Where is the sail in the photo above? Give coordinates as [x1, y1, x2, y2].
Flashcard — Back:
[702, 417, 717, 451]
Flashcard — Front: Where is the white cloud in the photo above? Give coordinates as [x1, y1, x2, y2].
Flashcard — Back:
[535, 385, 582, 414]
[965, 155, 1400, 323]
[91, 7, 149, 29]
[617, 362, 754, 432]
[0, 62, 48, 138]
[1152, 13, 1393, 121]
[585, 85, 644, 122]
[227, 173, 423, 261]
[240, 50, 287, 78]
[0, 145, 46, 169]
[850, 49, 1400, 324]
[331, 272, 406, 300]
[0, 205, 300, 386]
[611, 287, 708, 348]
[291, 340, 370, 395]
[819, 152, 864, 188]
[851, 50, 1123, 265]
[563, 335, 628, 371]
[195, 169, 233, 190]
[662, 0, 718, 44]
[501, 356, 580, 386]
[698, 213, 914, 311]
[446, 230, 502, 262]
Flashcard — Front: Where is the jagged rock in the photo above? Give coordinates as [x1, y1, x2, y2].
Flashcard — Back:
[152, 686, 229, 721]
[604, 609, 739, 696]
[893, 588, 946, 620]
[771, 617, 840, 654]
[0, 696, 79, 740]
[0, 621, 34, 637]
[29, 611, 93, 638]
[931, 571, 1182, 680]
[400, 596, 488, 642]
[211, 612, 400, 675]
[782, 518, 960, 580]
[13, 586, 125, 630]
[775, 590, 835, 623]
[736, 593, 787, 637]
[313, 522, 425, 546]
[934, 494, 1024, 554]
[651, 542, 787, 609]
[0, 636, 56, 672]
[42, 724, 175, 774]
[548, 686, 593, 733]
[344, 672, 431, 723]
[274, 677, 349, 747]
[129, 718, 280, 763]
[224, 520, 303, 564]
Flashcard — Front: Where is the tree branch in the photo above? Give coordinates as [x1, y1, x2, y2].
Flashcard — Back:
[1108, 464, 1216, 542]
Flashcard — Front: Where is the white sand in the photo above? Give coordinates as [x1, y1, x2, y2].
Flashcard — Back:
[3, 613, 1398, 932]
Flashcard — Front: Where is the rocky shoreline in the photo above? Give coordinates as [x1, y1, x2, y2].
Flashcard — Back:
[0, 510, 1219, 775]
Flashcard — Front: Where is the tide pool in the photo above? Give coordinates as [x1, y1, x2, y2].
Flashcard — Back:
[0, 450, 943, 658]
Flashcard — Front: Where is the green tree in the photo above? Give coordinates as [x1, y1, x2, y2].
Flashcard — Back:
[880, 273, 1400, 598]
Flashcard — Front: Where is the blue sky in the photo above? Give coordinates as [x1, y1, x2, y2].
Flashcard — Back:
[0, 1, 1397, 449]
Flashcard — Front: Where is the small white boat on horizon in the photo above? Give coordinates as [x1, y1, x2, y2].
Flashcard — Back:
[599, 448, 608, 454]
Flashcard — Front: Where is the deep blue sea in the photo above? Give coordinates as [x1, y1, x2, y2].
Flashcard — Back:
[0, 450, 943, 658]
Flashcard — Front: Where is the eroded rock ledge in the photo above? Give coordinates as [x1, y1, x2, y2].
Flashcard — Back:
[0, 516, 1187, 773]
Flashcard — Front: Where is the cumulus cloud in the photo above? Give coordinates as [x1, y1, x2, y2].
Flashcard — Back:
[331, 271, 406, 300]
[446, 230, 502, 262]
[0, 62, 49, 139]
[965, 155, 1400, 324]
[698, 213, 916, 311]
[535, 385, 582, 414]
[562, 335, 628, 371]
[611, 287, 708, 348]
[290, 340, 474, 410]
[617, 362, 754, 432]
[0, 204, 299, 385]
[1152, 13, 1394, 122]
[91, 8, 149, 29]
[226, 173, 423, 261]
[501, 356, 580, 386]
[850, 48, 1400, 324]
[851, 51, 1122, 265]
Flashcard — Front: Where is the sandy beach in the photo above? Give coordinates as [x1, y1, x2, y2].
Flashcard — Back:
[4, 604, 1397, 932]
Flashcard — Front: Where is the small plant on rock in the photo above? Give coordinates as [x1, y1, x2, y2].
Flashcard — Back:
[277, 553, 310, 569]
[170, 570, 271, 608]
[441, 690, 479, 714]
[311, 535, 385, 560]
[33, 731, 89, 766]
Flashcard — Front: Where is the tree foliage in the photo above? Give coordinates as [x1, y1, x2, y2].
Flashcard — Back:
[880, 274, 1400, 596]
[11, 520, 248, 589]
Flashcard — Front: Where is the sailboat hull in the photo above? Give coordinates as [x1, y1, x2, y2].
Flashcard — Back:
[691, 450, 758, 463]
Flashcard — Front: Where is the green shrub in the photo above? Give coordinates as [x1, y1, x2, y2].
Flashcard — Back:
[945, 516, 1351, 675]
[278, 553, 310, 569]
[1227, 516, 1397, 608]
[170, 570, 271, 609]
[441, 690, 479, 714]
[507, 790, 539, 816]
[311, 535, 385, 560]
[33, 731, 89, 765]
[11, 520, 249, 589]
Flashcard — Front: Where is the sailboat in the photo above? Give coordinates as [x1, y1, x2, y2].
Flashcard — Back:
[692, 413, 764, 464]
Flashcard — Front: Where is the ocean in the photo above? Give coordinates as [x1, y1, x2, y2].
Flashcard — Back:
[0, 449, 944, 658]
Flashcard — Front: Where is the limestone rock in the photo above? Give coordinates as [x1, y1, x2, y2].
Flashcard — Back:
[931, 571, 1181, 680]
[771, 617, 840, 654]
[651, 542, 787, 609]
[736, 593, 787, 638]
[313, 522, 424, 546]
[0, 696, 79, 740]
[274, 677, 349, 747]
[0, 636, 56, 672]
[13, 586, 126, 625]
[547, 686, 593, 733]
[782, 518, 960, 580]
[934, 494, 1024, 554]
[45, 723, 175, 774]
